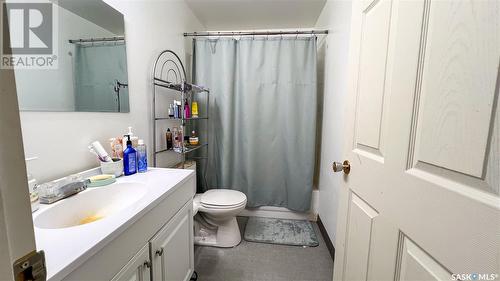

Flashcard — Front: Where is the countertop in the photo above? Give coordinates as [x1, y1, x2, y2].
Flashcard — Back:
[33, 168, 195, 281]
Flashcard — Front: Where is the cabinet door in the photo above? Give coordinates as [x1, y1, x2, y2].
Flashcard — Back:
[151, 200, 194, 281]
[111, 244, 152, 281]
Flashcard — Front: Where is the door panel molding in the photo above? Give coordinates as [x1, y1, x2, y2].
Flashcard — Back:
[353, 0, 393, 162]
[395, 232, 452, 281]
[406, 0, 500, 196]
[343, 191, 379, 281]
[406, 0, 432, 170]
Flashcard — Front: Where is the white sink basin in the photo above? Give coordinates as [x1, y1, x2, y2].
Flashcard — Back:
[34, 182, 148, 229]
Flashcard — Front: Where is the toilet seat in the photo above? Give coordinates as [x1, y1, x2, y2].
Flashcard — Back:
[200, 189, 246, 208]
[201, 200, 247, 210]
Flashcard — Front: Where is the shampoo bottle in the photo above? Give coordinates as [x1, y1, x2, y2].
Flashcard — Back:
[184, 99, 191, 119]
[191, 101, 199, 118]
[123, 135, 137, 176]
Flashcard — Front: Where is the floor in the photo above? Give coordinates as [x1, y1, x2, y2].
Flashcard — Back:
[194, 217, 334, 281]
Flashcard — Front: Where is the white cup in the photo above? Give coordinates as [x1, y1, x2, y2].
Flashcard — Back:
[100, 158, 123, 177]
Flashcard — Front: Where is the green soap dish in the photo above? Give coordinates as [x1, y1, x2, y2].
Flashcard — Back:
[87, 175, 116, 188]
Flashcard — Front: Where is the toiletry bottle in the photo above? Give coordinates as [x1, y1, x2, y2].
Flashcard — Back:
[189, 130, 199, 145]
[129, 127, 139, 148]
[109, 137, 123, 158]
[177, 100, 182, 119]
[184, 99, 191, 119]
[173, 127, 178, 149]
[166, 128, 173, 150]
[179, 125, 184, 151]
[90, 141, 113, 162]
[168, 103, 174, 118]
[172, 100, 179, 118]
[122, 127, 138, 148]
[137, 139, 147, 173]
[123, 135, 137, 176]
[191, 100, 199, 118]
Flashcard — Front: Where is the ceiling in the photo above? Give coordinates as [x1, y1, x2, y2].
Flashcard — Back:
[56, 0, 124, 35]
[184, 0, 327, 30]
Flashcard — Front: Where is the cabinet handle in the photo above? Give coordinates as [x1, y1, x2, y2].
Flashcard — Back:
[155, 248, 164, 256]
[143, 260, 152, 268]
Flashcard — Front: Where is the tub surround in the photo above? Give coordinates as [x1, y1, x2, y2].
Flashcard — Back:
[33, 168, 195, 281]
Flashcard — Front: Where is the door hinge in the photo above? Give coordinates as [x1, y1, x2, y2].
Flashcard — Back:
[13, 250, 46, 281]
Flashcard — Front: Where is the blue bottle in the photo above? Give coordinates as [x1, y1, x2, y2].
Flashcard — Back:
[137, 139, 147, 173]
[123, 135, 137, 176]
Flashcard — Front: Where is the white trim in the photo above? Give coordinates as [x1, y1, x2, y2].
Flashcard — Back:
[239, 190, 319, 221]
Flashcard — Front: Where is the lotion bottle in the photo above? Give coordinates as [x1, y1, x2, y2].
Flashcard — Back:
[137, 139, 147, 173]
[123, 135, 137, 176]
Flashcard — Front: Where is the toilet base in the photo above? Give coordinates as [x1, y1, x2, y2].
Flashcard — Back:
[194, 216, 241, 248]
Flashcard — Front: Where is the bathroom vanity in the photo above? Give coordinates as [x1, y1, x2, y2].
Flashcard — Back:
[33, 168, 195, 281]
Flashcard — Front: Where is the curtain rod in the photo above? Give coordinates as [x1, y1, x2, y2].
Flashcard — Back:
[183, 30, 328, 37]
[68, 36, 125, 44]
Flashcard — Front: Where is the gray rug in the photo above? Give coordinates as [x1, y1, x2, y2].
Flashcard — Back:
[243, 217, 319, 247]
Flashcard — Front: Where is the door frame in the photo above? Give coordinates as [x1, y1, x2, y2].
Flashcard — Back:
[0, 19, 38, 280]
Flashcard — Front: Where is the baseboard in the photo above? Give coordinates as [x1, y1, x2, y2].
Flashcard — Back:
[317, 215, 335, 261]
[239, 190, 319, 221]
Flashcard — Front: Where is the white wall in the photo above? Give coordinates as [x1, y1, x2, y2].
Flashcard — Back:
[315, 0, 352, 243]
[20, 0, 204, 182]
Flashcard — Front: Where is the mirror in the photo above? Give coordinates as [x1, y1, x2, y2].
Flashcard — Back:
[13, 0, 129, 112]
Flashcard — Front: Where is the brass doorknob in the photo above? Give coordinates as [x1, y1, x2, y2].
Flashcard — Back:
[332, 160, 350, 175]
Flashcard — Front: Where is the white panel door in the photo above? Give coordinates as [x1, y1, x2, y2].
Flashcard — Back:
[151, 200, 194, 281]
[334, 0, 500, 280]
[0, 30, 38, 279]
[111, 244, 151, 281]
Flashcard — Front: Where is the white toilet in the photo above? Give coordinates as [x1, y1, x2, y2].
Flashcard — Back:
[193, 189, 247, 248]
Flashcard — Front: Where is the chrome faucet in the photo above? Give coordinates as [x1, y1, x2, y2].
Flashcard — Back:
[38, 179, 89, 204]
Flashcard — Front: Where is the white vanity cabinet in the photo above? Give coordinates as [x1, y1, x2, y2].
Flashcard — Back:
[111, 201, 194, 281]
[58, 170, 196, 281]
[111, 244, 152, 281]
[150, 201, 194, 281]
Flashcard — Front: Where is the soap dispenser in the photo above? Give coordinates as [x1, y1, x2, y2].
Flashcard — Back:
[123, 135, 137, 176]
[122, 126, 139, 148]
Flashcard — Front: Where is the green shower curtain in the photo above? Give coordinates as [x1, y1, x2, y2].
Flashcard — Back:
[73, 44, 129, 112]
[193, 37, 317, 212]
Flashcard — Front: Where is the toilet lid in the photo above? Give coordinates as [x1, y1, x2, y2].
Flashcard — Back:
[200, 189, 247, 207]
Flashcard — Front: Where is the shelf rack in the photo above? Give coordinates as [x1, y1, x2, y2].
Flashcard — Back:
[152, 50, 209, 168]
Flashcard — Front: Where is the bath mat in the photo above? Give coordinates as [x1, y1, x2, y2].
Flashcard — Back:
[244, 217, 319, 247]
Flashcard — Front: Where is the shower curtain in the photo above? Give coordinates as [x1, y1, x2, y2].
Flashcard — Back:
[73, 44, 129, 112]
[193, 37, 317, 212]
